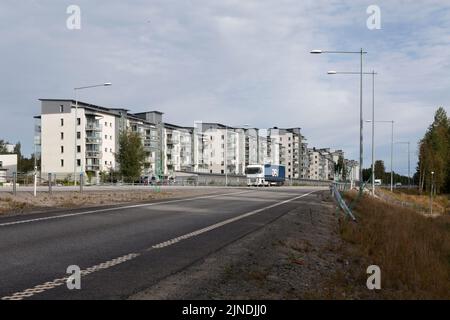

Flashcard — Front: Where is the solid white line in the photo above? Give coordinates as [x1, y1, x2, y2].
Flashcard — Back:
[0, 190, 317, 300]
[0, 191, 250, 227]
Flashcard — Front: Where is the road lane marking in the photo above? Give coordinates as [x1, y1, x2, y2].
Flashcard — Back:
[1, 253, 140, 300]
[0, 190, 252, 227]
[1, 190, 317, 300]
[149, 190, 318, 249]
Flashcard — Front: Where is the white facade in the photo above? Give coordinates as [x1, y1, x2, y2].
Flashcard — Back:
[36, 99, 358, 182]
[0, 154, 18, 175]
[38, 100, 163, 181]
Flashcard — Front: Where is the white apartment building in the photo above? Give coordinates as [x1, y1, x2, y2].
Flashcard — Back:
[163, 123, 194, 176]
[36, 99, 163, 181]
[345, 159, 360, 183]
[36, 99, 357, 183]
[0, 154, 18, 183]
[307, 148, 336, 181]
[267, 127, 306, 180]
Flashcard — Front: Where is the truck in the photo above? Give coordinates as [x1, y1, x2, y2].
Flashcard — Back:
[245, 164, 286, 187]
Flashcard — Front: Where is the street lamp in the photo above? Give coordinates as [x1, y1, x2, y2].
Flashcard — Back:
[225, 124, 250, 187]
[73, 83, 112, 186]
[366, 120, 395, 192]
[311, 49, 367, 196]
[395, 141, 411, 189]
[328, 70, 377, 196]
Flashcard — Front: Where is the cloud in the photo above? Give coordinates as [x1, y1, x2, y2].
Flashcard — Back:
[0, 0, 449, 174]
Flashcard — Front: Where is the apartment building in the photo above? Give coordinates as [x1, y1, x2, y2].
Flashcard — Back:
[0, 154, 18, 183]
[307, 148, 336, 181]
[163, 123, 194, 176]
[345, 159, 360, 183]
[36, 99, 163, 181]
[35, 99, 357, 183]
[192, 123, 244, 175]
[267, 127, 306, 180]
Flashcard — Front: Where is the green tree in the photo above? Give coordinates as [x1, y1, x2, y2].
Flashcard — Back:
[417, 107, 450, 194]
[115, 130, 146, 183]
[335, 155, 346, 180]
[374, 160, 386, 180]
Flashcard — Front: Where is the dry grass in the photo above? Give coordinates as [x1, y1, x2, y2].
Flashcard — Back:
[0, 189, 215, 215]
[378, 188, 450, 215]
[338, 191, 450, 299]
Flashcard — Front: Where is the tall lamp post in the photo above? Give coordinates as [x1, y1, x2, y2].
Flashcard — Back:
[311, 49, 367, 196]
[328, 70, 377, 195]
[73, 83, 112, 186]
[395, 141, 411, 188]
[366, 120, 395, 191]
[225, 124, 250, 187]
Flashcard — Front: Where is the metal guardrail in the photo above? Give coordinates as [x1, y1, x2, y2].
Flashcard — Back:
[331, 183, 356, 221]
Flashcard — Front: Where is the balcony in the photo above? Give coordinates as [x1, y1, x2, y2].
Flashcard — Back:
[86, 137, 102, 145]
[86, 151, 102, 159]
[85, 165, 100, 172]
[86, 123, 102, 131]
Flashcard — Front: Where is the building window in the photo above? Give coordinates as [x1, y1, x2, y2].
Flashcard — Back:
[77, 145, 81, 153]
[110, 123, 112, 127]
[221, 170, 224, 174]
[61, 159, 64, 167]
[110, 148, 113, 153]
[0, 161, 3, 168]
[77, 159, 81, 167]
[105, 122, 108, 126]
[77, 132, 81, 139]
[110, 136, 112, 140]
[60, 118, 64, 126]
[105, 135, 108, 139]
[60, 132, 64, 140]
[61, 146, 64, 154]
[77, 118, 81, 126]
[60, 105, 64, 113]
[105, 148, 108, 152]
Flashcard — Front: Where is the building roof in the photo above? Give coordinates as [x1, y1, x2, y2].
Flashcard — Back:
[39, 99, 164, 126]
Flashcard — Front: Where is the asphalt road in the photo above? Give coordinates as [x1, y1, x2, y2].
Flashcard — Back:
[0, 187, 324, 300]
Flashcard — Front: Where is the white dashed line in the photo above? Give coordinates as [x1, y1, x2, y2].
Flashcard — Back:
[1, 190, 317, 300]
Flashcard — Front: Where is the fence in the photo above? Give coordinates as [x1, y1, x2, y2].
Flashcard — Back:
[331, 182, 356, 221]
[0, 170, 351, 195]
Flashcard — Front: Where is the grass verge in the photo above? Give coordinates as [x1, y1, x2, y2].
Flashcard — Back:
[336, 191, 450, 299]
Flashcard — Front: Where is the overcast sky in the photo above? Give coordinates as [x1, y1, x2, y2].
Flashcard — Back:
[1, 0, 449, 175]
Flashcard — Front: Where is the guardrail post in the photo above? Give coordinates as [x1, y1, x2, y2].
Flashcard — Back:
[48, 173, 53, 194]
[12, 172, 17, 196]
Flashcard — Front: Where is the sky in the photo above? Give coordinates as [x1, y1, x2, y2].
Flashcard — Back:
[1, 0, 450, 175]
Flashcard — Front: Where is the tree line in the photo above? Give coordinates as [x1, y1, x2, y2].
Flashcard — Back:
[362, 160, 411, 186]
[416, 107, 450, 194]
